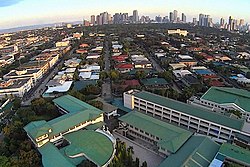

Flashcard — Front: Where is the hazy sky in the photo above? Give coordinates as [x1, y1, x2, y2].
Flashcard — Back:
[0, 0, 249, 29]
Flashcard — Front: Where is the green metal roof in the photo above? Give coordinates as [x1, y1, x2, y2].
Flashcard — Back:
[158, 136, 220, 167]
[141, 77, 168, 86]
[119, 111, 192, 153]
[38, 143, 76, 167]
[135, 91, 245, 131]
[201, 87, 250, 112]
[24, 109, 102, 141]
[53, 95, 100, 114]
[24, 95, 103, 141]
[64, 130, 114, 166]
[218, 143, 250, 165]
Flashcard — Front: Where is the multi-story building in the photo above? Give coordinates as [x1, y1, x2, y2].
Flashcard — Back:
[0, 78, 33, 98]
[123, 90, 250, 143]
[133, 10, 139, 23]
[188, 87, 250, 120]
[3, 69, 43, 84]
[167, 29, 188, 37]
[24, 95, 116, 167]
[118, 111, 192, 156]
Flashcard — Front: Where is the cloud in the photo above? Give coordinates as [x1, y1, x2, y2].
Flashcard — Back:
[0, 0, 23, 7]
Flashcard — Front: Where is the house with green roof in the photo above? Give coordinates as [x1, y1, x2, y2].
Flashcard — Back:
[158, 136, 220, 167]
[24, 95, 116, 167]
[123, 90, 250, 142]
[140, 77, 169, 88]
[189, 87, 250, 120]
[210, 143, 250, 167]
[118, 111, 192, 155]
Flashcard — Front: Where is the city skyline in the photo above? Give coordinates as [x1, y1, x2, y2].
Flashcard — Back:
[0, 0, 249, 29]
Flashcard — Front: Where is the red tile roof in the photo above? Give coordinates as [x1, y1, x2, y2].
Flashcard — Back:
[115, 63, 134, 69]
[124, 80, 140, 86]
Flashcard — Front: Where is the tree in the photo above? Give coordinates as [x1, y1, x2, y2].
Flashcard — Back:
[246, 72, 250, 79]
[110, 70, 120, 81]
[158, 71, 173, 83]
[13, 98, 21, 110]
[141, 161, 147, 167]
[135, 70, 146, 79]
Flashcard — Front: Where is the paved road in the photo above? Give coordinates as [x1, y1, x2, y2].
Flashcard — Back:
[22, 48, 75, 105]
[102, 39, 113, 102]
[113, 132, 164, 167]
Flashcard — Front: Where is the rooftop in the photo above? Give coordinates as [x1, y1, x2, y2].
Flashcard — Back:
[119, 111, 192, 153]
[201, 87, 250, 113]
[53, 95, 100, 114]
[64, 130, 114, 166]
[158, 136, 220, 167]
[135, 91, 245, 131]
[217, 143, 250, 165]
[141, 77, 168, 86]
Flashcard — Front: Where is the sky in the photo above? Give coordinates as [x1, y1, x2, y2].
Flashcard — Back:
[0, 0, 249, 29]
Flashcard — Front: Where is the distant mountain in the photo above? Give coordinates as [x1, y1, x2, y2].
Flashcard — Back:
[0, 21, 83, 34]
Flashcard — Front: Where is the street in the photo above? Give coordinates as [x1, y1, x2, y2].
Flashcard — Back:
[21, 48, 75, 105]
[102, 38, 113, 102]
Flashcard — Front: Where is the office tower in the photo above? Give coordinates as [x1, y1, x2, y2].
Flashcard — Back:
[122, 13, 129, 22]
[239, 19, 245, 27]
[228, 16, 233, 31]
[199, 14, 205, 26]
[220, 18, 225, 28]
[193, 18, 197, 25]
[96, 15, 100, 25]
[90, 15, 95, 25]
[108, 14, 112, 23]
[163, 16, 169, 23]
[133, 10, 139, 23]
[169, 12, 174, 22]
[113, 13, 121, 24]
[181, 13, 186, 23]
[140, 16, 146, 23]
[155, 15, 162, 23]
[145, 16, 150, 23]
[173, 10, 178, 22]
[102, 12, 108, 24]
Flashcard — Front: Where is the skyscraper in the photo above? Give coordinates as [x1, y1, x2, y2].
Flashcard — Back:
[96, 15, 101, 25]
[102, 12, 109, 25]
[220, 18, 225, 28]
[193, 18, 197, 25]
[239, 19, 245, 27]
[199, 14, 205, 26]
[228, 16, 233, 31]
[173, 10, 178, 22]
[90, 15, 95, 25]
[169, 12, 174, 22]
[133, 10, 139, 23]
[181, 13, 186, 23]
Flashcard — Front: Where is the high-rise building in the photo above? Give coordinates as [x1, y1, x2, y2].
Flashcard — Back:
[193, 18, 197, 25]
[113, 13, 122, 24]
[133, 10, 139, 23]
[220, 18, 225, 28]
[90, 15, 95, 25]
[181, 13, 186, 23]
[102, 12, 109, 24]
[228, 16, 233, 31]
[169, 12, 174, 22]
[96, 15, 101, 25]
[239, 19, 245, 27]
[173, 10, 178, 22]
[155, 15, 162, 23]
[122, 13, 129, 23]
[199, 14, 205, 26]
